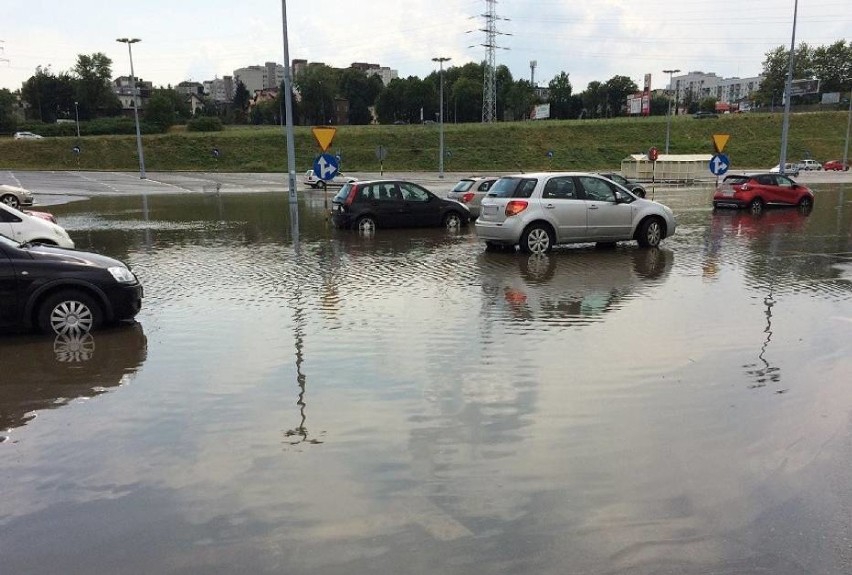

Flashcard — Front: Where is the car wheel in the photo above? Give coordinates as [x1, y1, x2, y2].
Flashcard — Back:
[37, 289, 102, 335]
[318, 181, 327, 190]
[637, 217, 664, 248]
[443, 211, 463, 230]
[520, 223, 554, 254]
[749, 198, 763, 214]
[1, 194, 20, 209]
[355, 215, 376, 234]
[633, 187, 646, 198]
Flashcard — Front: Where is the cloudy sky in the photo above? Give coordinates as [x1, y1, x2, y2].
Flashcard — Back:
[1, 0, 849, 93]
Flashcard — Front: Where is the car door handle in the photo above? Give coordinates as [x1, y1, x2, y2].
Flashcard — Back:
[545, 204, 555, 209]
[588, 205, 599, 210]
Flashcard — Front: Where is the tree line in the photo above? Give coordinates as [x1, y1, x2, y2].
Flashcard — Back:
[2, 40, 849, 135]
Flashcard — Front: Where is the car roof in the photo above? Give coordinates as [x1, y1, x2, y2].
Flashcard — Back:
[498, 171, 610, 179]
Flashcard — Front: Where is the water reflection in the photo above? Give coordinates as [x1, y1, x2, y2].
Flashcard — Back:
[478, 247, 673, 325]
[0, 323, 147, 437]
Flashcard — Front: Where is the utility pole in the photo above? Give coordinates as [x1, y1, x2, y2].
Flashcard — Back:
[530, 60, 537, 86]
[479, 0, 509, 123]
[432, 57, 451, 179]
[663, 68, 681, 154]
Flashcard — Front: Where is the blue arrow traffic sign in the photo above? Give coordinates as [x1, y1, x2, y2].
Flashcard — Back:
[709, 153, 730, 176]
[313, 153, 340, 181]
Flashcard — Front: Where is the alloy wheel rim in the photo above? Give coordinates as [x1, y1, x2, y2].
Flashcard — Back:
[647, 222, 662, 245]
[50, 301, 94, 334]
[2, 196, 18, 208]
[528, 229, 549, 253]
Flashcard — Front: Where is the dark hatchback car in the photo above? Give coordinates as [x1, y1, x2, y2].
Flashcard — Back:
[0, 235, 143, 335]
[331, 180, 471, 232]
[596, 172, 647, 198]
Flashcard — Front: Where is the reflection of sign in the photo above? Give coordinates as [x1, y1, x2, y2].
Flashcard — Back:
[313, 153, 339, 180]
[790, 79, 820, 96]
[712, 134, 730, 154]
[375, 146, 387, 161]
[709, 154, 730, 176]
[311, 126, 337, 151]
[648, 147, 659, 162]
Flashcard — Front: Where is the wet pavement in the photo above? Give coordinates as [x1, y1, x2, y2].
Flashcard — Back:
[1, 173, 851, 574]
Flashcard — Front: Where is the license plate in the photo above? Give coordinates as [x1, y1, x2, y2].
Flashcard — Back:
[483, 205, 498, 215]
[721, 190, 734, 197]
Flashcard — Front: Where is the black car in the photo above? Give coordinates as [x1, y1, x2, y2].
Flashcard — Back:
[331, 180, 471, 232]
[693, 111, 719, 119]
[596, 172, 647, 198]
[0, 235, 143, 334]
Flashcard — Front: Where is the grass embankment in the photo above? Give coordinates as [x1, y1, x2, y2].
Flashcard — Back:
[0, 112, 847, 173]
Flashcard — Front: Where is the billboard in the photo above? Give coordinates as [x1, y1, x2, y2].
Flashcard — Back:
[531, 103, 551, 120]
[790, 78, 820, 96]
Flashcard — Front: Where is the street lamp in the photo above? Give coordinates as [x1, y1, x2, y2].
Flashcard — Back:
[432, 56, 451, 178]
[843, 77, 851, 168]
[778, 0, 798, 174]
[73, 101, 80, 139]
[116, 37, 146, 179]
[663, 68, 680, 154]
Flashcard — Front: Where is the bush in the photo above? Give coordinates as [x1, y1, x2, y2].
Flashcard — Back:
[17, 117, 167, 137]
[186, 117, 223, 132]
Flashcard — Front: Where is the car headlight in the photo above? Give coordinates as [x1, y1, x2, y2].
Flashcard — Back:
[108, 266, 137, 284]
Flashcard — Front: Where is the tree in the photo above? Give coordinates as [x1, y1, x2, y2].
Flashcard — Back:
[503, 79, 537, 121]
[580, 81, 607, 118]
[20, 66, 75, 122]
[603, 75, 639, 117]
[232, 81, 251, 123]
[295, 64, 340, 124]
[73, 53, 121, 119]
[548, 72, 573, 119]
[450, 77, 482, 123]
[144, 89, 188, 130]
[339, 68, 383, 124]
[811, 40, 852, 94]
[0, 89, 19, 133]
[755, 43, 815, 106]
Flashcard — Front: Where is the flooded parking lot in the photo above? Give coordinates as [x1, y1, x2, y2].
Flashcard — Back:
[1, 176, 851, 574]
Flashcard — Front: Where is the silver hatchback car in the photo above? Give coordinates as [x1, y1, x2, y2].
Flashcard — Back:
[474, 172, 676, 254]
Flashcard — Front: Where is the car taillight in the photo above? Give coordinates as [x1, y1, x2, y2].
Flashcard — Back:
[462, 192, 475, 203]
[505, 200, 528, 217]
[344, 184, 359, 206]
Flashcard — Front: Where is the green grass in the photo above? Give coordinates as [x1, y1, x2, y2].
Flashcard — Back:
[1, 111, 848, 173]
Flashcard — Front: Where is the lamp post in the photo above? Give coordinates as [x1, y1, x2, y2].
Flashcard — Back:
[778, 0, 798, 174]
[843, 77, 851, 168]
[432, 56, 451, 178]
[663, 68, 680, 154]
[73, 101, 80, 139]
[116, 38, 146, 179]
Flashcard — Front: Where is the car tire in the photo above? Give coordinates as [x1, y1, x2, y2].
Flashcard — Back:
[520, 223, 554, 254]
[636, 217, 664, 248]
[633, 187, 646, 198]
[318, 181, 327, 191]
[37, 289, 103, 335]
[748, 198, 763, 214]
[355, 215, 376, 234]
[1, 194, 20, 209]
[443, 211, 463, 230]
[798, 196, 813, 213]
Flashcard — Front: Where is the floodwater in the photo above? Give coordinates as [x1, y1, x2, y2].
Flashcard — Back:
[2, 183, 851, 575]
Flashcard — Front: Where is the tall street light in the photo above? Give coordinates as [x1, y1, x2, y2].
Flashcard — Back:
[663, 69, 680, 154]
[116, 38, 146, 179]
[778, 0, 798, 174]
[843, 77, 851, 169]
[433, 57, 451, 178]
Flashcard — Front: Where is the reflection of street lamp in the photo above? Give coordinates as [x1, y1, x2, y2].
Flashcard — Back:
[73, 101, 80, 139]
[663, 68, 680, 154]
[432, 56, 451, 179]
[116, 38, 146, 179]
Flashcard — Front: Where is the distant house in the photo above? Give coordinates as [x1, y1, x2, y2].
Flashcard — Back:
[187, 93, 205, 116]
[176, 81, 204, 97]
[113, 76, 153, 114]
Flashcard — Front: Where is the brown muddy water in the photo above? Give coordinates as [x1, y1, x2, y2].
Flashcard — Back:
[1, 184, 851, 575]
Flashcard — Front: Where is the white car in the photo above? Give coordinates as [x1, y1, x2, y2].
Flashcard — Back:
[796, 159, 821, 171]
[0, 184, 35, 209]
[13, 131, 44, 140]
[475, 172, 676, 254]
[302, 169, 356, 190]
[0, 203, 74, 248]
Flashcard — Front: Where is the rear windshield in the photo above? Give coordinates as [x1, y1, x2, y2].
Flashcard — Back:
[451, 180, 475, 192]
[723, 175, 749, 185]
[333, 183, 354, 203]
[487, 177, 538, 199]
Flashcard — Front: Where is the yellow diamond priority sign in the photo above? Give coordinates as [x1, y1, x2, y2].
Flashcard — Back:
[312, 126, 337, 152]
[712, 134, 730, 154]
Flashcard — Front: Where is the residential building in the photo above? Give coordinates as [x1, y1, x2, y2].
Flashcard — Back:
[667, 71, 763, 106]
[113, 76, 153, 113]
[351, 62, 398, 86]
[203, 76, 234, 103]
[176, 81, 204, 97]
[234, 62, 285, 94]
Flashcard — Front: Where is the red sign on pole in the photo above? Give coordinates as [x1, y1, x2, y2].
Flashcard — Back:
[648, 147, 659, 162]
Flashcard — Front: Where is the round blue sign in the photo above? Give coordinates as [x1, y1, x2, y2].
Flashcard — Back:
[709, 154, 730, 176]
[313, 153, 340, 181]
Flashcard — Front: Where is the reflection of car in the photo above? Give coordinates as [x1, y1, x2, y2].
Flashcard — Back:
[823, 159, 849, 171]
[474, 172, 676, 254]
[596, 172, 646, 198]
[693, 111, 719, 119]
[331, 179, 471, 232]
[713, 173, 814, 212]
[13, 131, 43, 140]
[0, 184, 35, 209]
[23, 210, 57, 223]
[478, 248, 674, 323]
[446, 176, 499, 218]
[0, 203, 74, 248]
[0, 323, 147, 434]
[0, 235, 143, 334]
[302, 169, 356, 190]
[769, 163, 800, 177]
[796, 159, 821, 171]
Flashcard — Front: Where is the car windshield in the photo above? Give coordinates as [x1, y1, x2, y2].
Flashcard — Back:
[451, 180, 475, 192]
[607, 174, 628, 185]
[487, 177, 538, 199]
[0, 234, 21, 248]
[723, 175, 749, 185]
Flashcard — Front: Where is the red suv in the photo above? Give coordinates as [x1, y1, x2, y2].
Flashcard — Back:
[713, 173, 814, 212]
[823, 159, 849, 171]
